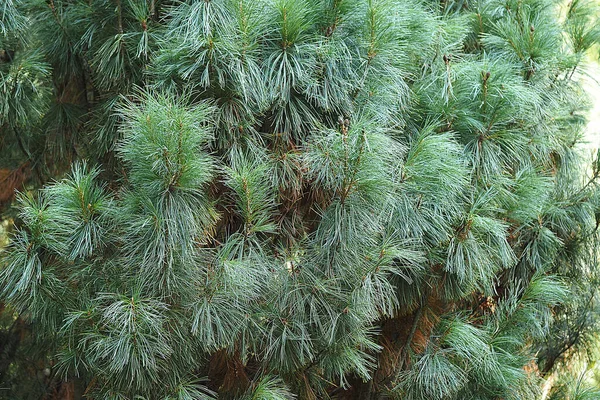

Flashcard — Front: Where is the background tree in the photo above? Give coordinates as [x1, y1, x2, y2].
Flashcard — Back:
[1, 0, 600, 399]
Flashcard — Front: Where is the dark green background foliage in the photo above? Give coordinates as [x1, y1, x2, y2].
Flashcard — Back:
[1, 0, 600, 398]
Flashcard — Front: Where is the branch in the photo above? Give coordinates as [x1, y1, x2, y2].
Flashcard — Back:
[398, 293, 427, 371]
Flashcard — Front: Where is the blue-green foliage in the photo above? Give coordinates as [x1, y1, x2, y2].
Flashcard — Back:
[1, 0, 599, 399]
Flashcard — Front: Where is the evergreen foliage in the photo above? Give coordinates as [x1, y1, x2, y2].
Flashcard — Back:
[0, 0, 599, 398]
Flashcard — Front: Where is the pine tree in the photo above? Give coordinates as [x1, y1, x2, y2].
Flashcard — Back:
[1, 0, 600, 399]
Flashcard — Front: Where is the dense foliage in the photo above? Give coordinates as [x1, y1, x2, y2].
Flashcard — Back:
[1, 0, 600, 399]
